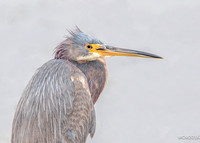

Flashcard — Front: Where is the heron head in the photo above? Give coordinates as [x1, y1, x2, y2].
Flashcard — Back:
[55, 27, 162, 62]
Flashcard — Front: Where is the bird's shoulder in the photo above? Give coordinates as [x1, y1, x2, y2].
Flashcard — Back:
[39, 59, 86, 78]
[12, 59, 96, 142]
[29, 58, 92, 112]
[34, 59, 89, 93]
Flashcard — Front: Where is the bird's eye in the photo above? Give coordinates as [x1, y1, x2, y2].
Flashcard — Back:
[86, 44, 93, 49]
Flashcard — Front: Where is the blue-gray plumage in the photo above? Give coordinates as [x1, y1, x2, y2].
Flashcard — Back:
[12, 27, 162, 143]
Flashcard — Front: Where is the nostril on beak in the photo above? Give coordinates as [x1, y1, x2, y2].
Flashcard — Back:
[96, 45, 106, 50]
[96, 48, 105, 50]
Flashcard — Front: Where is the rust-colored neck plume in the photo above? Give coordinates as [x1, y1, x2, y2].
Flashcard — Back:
[70, 58, 107, 104]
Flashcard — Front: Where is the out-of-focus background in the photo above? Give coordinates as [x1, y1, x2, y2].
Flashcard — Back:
[1, 0, 200, 142]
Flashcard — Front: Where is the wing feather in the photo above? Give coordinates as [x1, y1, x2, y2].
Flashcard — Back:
[12, 59, 96, 143]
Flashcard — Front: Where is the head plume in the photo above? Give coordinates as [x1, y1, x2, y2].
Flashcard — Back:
[54, 27, 103, 61]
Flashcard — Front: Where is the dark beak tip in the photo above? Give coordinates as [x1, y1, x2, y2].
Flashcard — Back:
[155, 56, 163, 59]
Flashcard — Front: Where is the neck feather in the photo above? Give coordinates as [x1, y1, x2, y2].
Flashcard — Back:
[70, 58, 107, 104]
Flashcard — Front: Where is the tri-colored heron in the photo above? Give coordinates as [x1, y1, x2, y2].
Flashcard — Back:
[12, 28, 162, 143]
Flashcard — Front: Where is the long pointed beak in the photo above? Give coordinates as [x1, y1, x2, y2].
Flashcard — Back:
[90, 44, 163, 59]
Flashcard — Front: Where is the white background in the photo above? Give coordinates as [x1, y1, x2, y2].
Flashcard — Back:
[0, 0, 200, 142]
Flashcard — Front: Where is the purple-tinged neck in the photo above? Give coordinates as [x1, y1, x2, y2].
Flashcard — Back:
[70, 58, 107, 104]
